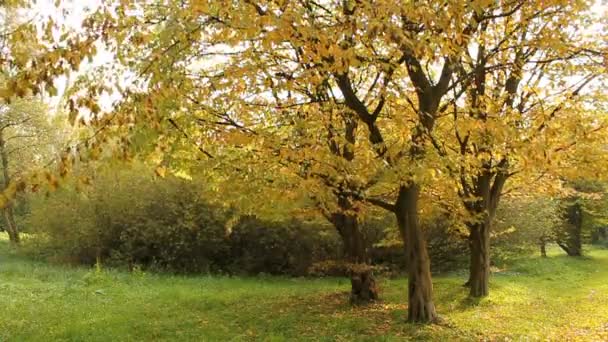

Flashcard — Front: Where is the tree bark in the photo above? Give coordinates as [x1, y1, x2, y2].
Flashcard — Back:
[463, 169, 506, 298]
[395, 184, 437, 323]
[331, 197, 378, 304]
[3, 207, 19, 244]
[0, 128, 18, 245]
[557, 201, 583, 257]
[468, 219, 490, 297]
[558, 241, 582, 257]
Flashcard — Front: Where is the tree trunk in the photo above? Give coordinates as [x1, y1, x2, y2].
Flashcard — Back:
[395, 184, 437, 323]
[557, 200, 583, 256]
[463, 169, 506, 297]
[3, 206, 19, 244]
[331, 198, 378, 304]
[468, 219, 490, 297]
[0, 129, 18, 245]
[540, 240, 547, 258]
[348, 264, 378, 304]
[558, 242, 582, 257]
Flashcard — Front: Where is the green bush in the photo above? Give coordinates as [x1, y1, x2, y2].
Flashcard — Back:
[26, 164, 230, 272]
[26, 187, 98, 264]
[367, 212, 468, 274]
[25, 163, 343, 275]
[228, 216, 340, 276]
[425, 215, 468, 272]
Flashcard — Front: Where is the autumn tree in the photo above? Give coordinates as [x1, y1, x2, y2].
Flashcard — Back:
[427, 0, 607, 296]
[62, 0, 390, 303]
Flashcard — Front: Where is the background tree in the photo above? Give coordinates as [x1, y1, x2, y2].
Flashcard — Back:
[555, 180, 606, 256]
[0, 97, 53, 244]
[0, 0, 98, 210]
[494, 195, 560, 258]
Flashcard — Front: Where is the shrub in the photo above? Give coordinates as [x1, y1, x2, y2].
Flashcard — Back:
[26, 163, 230, 272]
[369, 212, 468, 274]
[25, 163, 342, 275]
[227, 216, 340, 276]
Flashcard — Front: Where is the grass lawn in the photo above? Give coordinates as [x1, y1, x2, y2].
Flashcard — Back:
[1, 234, 608, 341]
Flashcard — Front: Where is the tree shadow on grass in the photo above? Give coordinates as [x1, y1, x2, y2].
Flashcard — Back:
[264, 289, 468, 340]
[270, 290, 406, 322]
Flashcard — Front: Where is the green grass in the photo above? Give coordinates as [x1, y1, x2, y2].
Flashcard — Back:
[2, 234, 608, 341]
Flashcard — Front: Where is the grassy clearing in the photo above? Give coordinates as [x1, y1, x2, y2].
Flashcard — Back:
[1, 234, 608, 341]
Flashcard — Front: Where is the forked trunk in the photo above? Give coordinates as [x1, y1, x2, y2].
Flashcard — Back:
[468, 220, 490, 297]
[3, 207, 19, 245]
[331, 199, 378, 304]
[558, 241, 582, 257]
[464, 169, 506, 297]
[395, 184, 437, 323]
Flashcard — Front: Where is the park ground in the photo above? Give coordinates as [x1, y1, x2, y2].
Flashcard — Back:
[1, 233, 608, 341]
